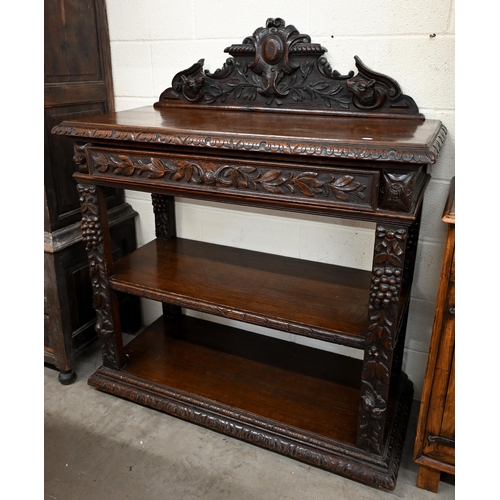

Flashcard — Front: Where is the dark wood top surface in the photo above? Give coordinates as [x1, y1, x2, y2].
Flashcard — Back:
[52, 105, 446, 164]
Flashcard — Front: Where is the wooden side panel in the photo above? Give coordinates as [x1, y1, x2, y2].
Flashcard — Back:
[44, 0, 118, 232]
[414, 183, 455, 491]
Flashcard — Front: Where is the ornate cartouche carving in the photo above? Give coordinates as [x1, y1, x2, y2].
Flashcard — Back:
[155, 18, 422, 118]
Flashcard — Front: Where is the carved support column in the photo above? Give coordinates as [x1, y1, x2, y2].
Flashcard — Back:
[151, 193, 181, 319]
[356, 223, 410, 454]
[152, 193, 177, 240]
[391, 210, 422, 379]
[77, 183, 125, 369]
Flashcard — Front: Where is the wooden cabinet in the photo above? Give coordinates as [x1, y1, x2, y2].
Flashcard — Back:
[52, 18, 446, 489]
[414, 178, 455, 492]
[44, 0, 141, 383]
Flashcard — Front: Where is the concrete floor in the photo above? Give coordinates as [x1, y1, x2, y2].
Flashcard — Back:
[45, 336, 455, 500]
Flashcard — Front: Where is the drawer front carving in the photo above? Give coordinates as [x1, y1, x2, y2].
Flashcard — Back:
[87, 147, 379, 210]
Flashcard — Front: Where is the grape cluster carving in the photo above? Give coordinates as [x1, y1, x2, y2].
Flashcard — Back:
[370, 267, 402, 309]
[81, 214, 102, 251]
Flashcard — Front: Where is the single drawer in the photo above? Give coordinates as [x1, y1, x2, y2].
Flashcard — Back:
[86, 147, 379, 212]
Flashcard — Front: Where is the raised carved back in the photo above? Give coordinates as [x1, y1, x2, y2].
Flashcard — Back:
[155, 18, 422, 119]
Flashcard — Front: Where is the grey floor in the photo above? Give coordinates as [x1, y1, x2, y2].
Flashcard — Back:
[45, 336, 455, 500]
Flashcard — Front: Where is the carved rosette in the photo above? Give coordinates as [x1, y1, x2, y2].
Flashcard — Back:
[379, 169, 426, 212]
[155, 18, 422, 118]
[357, 225, 408, 454]
[77, 184, 120, 368]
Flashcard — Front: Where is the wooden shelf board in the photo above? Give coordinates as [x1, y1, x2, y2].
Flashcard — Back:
[119, 315, 363, 444]
[110, 238, 371, 347]
[88, 314, 413, 489]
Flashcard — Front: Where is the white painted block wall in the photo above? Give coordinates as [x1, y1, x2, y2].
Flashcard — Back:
[104, 0, 455, 400]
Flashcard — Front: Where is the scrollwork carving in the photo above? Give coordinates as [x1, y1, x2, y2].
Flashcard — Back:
[155, 18, 422, 118]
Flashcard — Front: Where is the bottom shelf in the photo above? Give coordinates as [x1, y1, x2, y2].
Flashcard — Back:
[88, 315, 413, 490]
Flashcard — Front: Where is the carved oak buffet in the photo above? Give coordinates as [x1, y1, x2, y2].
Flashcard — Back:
[52, 19, 446, 490]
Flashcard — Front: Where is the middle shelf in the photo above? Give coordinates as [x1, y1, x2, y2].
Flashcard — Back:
[110, 238, 372, 348]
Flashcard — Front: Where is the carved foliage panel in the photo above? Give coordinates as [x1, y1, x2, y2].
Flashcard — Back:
[77, 184, 121, 369]
[357, 225, 408, 454]
[87, 147, 378, 211]
[155, 18, 422, 118]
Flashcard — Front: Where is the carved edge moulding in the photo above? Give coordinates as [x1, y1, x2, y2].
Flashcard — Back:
[155, 17, 422, 119]
[52, 17, 447, 166]
[52, 126, 447, 167]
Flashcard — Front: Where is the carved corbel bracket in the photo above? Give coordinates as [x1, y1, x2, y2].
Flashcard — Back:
[379, 167, 428, 212]
[155, 18, 423, 119]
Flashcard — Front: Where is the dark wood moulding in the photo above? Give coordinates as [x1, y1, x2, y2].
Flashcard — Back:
[89, 315, 413, 490]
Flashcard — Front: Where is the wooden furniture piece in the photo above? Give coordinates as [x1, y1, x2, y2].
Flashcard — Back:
[52, 18, 446, 488]
[414, 177, 455, 492]
[44, 0, 141, 384]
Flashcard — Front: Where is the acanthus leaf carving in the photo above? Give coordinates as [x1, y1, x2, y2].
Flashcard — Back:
[155, 18, 422, 118]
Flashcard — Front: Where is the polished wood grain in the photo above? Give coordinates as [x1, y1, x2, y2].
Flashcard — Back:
[414, 178, 455, 492]
[110, 238, 371, 347]
[44, 0, 141, 384]
[53, 105, 445, 164]
[123, 315, 363, 443]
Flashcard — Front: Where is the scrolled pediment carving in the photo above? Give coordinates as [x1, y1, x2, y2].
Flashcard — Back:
[155, 18, 422, 118]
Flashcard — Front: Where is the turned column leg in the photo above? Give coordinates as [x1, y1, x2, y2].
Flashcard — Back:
[356, 223, 410, 454]
[77, 183, 125, 369]
[151, 193, 182, 319]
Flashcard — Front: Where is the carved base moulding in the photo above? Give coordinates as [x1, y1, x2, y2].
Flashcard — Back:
[88, 316, 414, 491]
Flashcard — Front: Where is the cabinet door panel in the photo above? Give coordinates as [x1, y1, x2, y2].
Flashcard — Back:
[44, 0, 117, 232]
